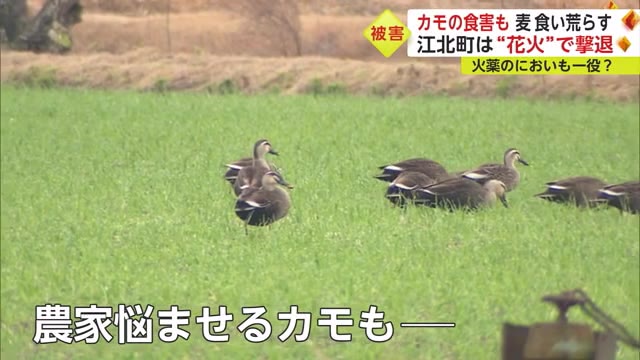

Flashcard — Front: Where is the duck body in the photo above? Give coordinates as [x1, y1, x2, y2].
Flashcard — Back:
[230, 139, 279, 196]
[375, 158, 449, 183]
[462, 148, 529, 192]
[596, 180, 640, 214]
[385, 171, 437, 207]
[233, 162, 271, 196]
[415, 178, 509, 211]
[535, 176, 608, 208]
[234, 171, 293, 227]
[224, 157, 254, 184]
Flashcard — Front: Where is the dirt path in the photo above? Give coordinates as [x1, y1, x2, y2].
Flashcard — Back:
[2, 49, 638, 102]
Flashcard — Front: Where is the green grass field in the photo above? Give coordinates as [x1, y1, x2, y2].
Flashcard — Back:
[1, 85, 639, 359]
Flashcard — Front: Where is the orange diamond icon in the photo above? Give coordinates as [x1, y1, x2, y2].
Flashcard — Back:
[604, 0, 618, 9]
[363, 9, 411, 58]
[622, 10, 639, 31]
[617, 36, 631, 52]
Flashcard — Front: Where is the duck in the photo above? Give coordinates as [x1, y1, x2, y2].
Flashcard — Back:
[414, 177, 509, 211]
[232, 139, 279, 196]
[385, 171, 437, 207]
[224, 139, 278, 185]
[224, 158, 255, 184]
[534, 176, 608, 208]
[374, 158, 449, 183]
[595, 180, 640, 214]
[461, 148, 529, 192]
[235, 171, 293, 233]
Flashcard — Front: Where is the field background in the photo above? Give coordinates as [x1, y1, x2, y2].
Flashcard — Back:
[0, 0, 639, 100]
[2, 85, 639, 359]
[2, 0, 640, 359]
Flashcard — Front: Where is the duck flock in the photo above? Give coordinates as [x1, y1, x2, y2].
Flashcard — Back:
[223, 139, 640, 232]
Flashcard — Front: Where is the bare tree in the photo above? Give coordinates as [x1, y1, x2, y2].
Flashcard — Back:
[0, 0, 26, 42]
[0, 0, 82, 53]
[166, 0, 172, 54]
[225, 0, 302, 57]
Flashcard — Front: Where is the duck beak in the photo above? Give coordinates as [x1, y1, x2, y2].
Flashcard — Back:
[277, 177, 293, 189]
[269, 148, 279, 156]
[500, 195, 509, 208]
[518, 158, 529, 166]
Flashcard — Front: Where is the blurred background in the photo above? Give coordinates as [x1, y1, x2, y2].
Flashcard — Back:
[1, 0, 639, 101]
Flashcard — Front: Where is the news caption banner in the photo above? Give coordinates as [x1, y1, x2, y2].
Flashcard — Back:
[363, 3, 640, 75]
[32, 304, 456, 344]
